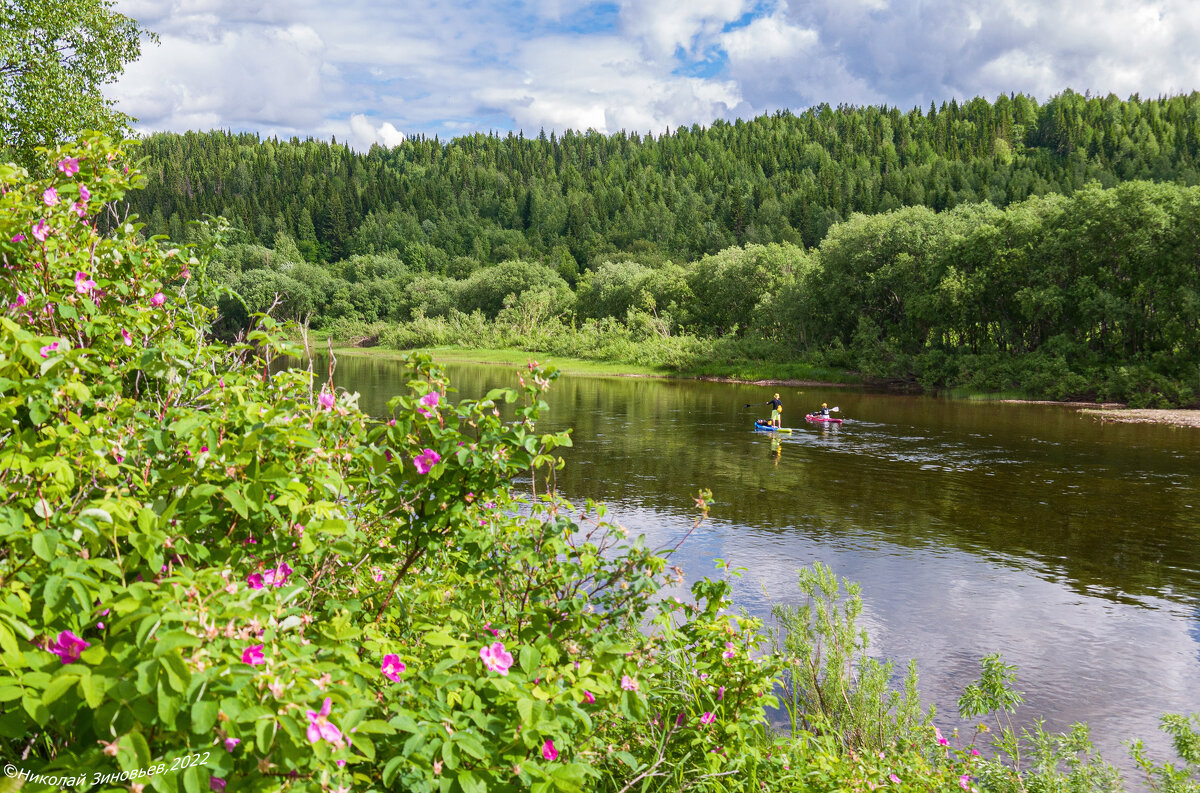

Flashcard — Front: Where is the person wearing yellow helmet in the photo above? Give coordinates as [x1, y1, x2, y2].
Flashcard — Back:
[818, 402, 830, 417]
[768, 393, 783, 427]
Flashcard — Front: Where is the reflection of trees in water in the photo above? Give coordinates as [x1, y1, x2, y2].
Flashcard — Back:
[327, 354, 1200, 608]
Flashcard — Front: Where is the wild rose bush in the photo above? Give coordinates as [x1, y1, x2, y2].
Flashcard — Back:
[0, 139, 781, 793]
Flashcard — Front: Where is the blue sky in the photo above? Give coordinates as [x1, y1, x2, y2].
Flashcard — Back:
[112, 0, 1200, 150]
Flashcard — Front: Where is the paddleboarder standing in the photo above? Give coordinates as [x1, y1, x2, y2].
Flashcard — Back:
[768, 393, 783, 427]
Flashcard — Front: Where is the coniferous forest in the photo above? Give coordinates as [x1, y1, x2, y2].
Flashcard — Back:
[126, 90, 1200, 405]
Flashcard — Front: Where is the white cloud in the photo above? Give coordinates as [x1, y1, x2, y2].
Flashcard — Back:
[348, 114, 407, 150]
[618, 0, 750, 59]
[117, 23, 328, 131]
[721, 12, 818, 64]
[473, 34, 746, 135]
[110, 0, 1200, 146]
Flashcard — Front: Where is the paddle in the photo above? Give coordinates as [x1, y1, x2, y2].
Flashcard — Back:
[742, 400, 771, 408]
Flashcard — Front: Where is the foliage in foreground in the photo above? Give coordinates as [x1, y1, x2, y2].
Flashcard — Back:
[0, 138, 784, 792]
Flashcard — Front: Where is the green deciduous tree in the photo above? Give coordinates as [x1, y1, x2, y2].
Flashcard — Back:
[0, 0, 153, 165]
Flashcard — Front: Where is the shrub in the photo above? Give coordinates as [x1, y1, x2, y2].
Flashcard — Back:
[0, 139, 781, 793]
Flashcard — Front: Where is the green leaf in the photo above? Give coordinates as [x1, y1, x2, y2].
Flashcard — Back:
[453, 732, 488, 761]
[31, 531, 55, 561]
[255, 717, 275, 752]
[191, 699, 219, 734]
[382, 756, 405, 785]
[41, 673, 79, 705]
[0, 506, 23, 537]
[457, 771, 484, 793]
[80, 672, 108, 708]
[222, 484, 248, 519]
[42, 574, 66, 615]
[79, 507, 114, 524]
[159, 653, 190, 693]
[182, 765, 201, 793]
[517, 697, 534, 727]
[519, 645, 541, 675]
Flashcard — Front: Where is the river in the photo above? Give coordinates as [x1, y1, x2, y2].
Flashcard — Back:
[330, 352, 1200, 780]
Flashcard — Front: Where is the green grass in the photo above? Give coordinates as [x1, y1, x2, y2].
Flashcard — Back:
[328, 344, 863, 385]
[331, 345, 675, 378]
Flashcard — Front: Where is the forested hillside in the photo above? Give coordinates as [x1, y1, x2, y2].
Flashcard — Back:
[130, 90, 1200, 271]
[129, 91, 1200, 406]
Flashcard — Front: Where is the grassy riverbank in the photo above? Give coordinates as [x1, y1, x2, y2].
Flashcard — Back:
[336, 344, 863, 385]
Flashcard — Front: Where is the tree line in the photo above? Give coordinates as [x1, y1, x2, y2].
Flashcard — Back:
[203, 178, 1200, 406]
[131, 90, 1200, 274]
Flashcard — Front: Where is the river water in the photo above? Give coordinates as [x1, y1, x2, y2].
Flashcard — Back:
[330, 353, 1200, 779]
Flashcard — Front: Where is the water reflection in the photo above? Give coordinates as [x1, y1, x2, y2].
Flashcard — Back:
[325, 353, 1200, 776]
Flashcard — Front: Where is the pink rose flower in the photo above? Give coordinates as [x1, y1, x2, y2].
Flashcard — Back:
[39, 342, 59, 358]
[15, 291, 27, 306]
[31, 220, 49, 241]
[959, 774, 971, 790]
[150, 292, 165, 307]
[620, 675, 638, 691]
[542, 739, 558, 761]
[935, 726, 949, 746]
[889, 774, 901, 784]
[722, 642, 735, 659]
[57, 157, 80, 176]
[414, 448, 441, 474]
[10, 234, 25, 243]
[306, 697, 342, 744]
[700, 712, 715, 725]
[224, 738, 240, 752]
[318, 391, 335, 410]
[479, 641, 514, 675]
[121, 328, 132, 346]
[79, 184, 90, 202]
[241, 644, 265, 666]
[43, 187, 59, 206]
[582, 690, 595, 704]
[262, 562, 292, 587]
[74, 271, 96, 295]
[417, 391, 440, 416]
[381, 653, 406, 682]
[247, 572, 264, 589]
[209, 778, 226, 793]
[50, 630, 89, 664]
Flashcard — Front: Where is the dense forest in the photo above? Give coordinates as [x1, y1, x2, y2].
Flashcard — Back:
[128, 91, 1200, 406]
[131, 90, 1200, 271]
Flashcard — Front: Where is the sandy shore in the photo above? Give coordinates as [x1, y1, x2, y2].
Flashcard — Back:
[1078, 407, 1200, 429]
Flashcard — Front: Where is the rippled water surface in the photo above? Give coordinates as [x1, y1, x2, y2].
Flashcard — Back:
[333, 354, 1200, 776]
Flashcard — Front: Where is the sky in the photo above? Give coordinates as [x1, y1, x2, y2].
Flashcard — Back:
[110, 0, 1200, 150]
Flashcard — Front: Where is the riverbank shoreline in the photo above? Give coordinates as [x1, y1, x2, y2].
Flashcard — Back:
[1078, 407, 1200, 429]
[324, 344, 1200, 428]
[326, 344, 864, 387]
